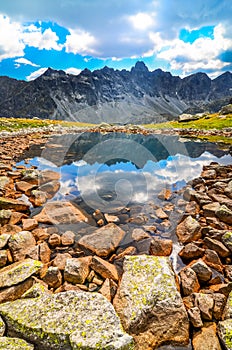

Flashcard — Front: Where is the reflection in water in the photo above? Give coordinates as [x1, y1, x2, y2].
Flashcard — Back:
[24, 132, 231, 211]
[18, 132, 231, 350]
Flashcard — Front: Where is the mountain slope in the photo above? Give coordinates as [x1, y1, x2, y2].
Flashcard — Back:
[0, 62, 231, 124]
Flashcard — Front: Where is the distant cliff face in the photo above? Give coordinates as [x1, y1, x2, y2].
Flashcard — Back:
[0, 62, 231, 124]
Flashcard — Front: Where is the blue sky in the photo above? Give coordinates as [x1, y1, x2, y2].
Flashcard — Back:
[0, 0, 231, 81]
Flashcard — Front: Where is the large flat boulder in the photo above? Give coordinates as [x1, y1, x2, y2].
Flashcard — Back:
[0, 290, 133, 350]
[113, 255, 189, 349]
[34, 201, 96, 226]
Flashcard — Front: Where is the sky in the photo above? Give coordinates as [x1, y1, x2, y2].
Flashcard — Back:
[0, 0, 232, 81]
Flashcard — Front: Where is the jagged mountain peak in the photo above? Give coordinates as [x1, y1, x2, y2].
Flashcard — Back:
[0, 62, 231, 123]
[131, 61, 149, 73]
[40, 67, 66, 79]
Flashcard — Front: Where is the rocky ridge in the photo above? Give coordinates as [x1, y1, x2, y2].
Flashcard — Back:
[0, 62, 231, 123]
[0, 135, 232, 348]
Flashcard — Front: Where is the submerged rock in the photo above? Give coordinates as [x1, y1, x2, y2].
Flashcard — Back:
[0, 290, 133, 350]
[113, 255, 189, 349]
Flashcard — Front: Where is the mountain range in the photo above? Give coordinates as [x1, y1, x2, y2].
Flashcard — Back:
[0, 61, 231, 124]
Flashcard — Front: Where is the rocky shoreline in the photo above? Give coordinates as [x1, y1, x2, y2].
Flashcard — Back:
[0, 124, 231, 165]
[0, 130, 232, 349]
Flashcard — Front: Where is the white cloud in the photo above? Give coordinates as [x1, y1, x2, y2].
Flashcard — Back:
[0, 14, 62, 62]
[22, 26, 62, 51]
[65, 67, 82, 75]
[64, 28, 97, 55]
[0, 14, 24, 61]
[128, 12, 155, 31]
[149, 23, 232, 76]
[26, 67, 47, 81]
[14, 57, 39, 67]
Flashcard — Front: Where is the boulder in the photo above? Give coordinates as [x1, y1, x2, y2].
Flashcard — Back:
[192, 322, 222, 350]
[64, 257, 91, 285]
[203, 237, 230, 258]
[179, 243, 205, 260]
[0, 250, 7, 268]
[0, 197, 29, 212]
[220, 103, 232, 115]
[218, 290, 232, 349]
[0, 259, 42, 288]
[38, 180, 60, 199]
[178, 113, 200, 122]
[0, 316, 5, 336]
[0, 278, 34, 303]
[0, 337, 34, 350]
[91, 256, 119, 281]
[0, 209, 11, 225]
[188, 307, 203, 328]
[216, 205, 232, 225]
[0, 234, 10, 249]
[42, 267, 62, 289]
[39, 170, 60, 185]
[190, 259, 212, 282]
[194, 293, 214, 321]
[78, 223, 125, 257]
[113, 255, 189, 349]
[149, 237, 173, 256]
[222, 231, 232, 252]
[225, 180, 232, 199]
[180, 267, 200, 296]
[8, 231, 36, 262]
[176, 216, 201, 243]
[15, 181, 37, 195]
[0, 291, 133, 350]
[34, 201, 95, 225]
[218, 319, 232, 350]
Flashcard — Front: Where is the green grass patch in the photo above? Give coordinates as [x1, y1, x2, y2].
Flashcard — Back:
[143, 113, 232, 130]
[0, 118, 94, 132]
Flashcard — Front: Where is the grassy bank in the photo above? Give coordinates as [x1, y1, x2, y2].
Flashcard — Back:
[0, 117, 94, 132]
[143, 113, 232, 131]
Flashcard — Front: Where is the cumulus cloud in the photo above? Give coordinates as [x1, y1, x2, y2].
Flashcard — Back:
[0, 0, 232, 76]
[26, 67, 47, 81]
[153, 23, 232, 76]
[0, 14, 24, 61]
[64, 28, 97, 55]
[0, 14, 62, 62]
[22, 25, 62, 51]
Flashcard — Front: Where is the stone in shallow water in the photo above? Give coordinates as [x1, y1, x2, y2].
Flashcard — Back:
[78, 223, 125, 257]
[0, 290, 133, 350]
[113, 255, 189, 349]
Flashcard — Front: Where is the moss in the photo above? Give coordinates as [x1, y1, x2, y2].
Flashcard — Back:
[223, 232, 232, 240]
